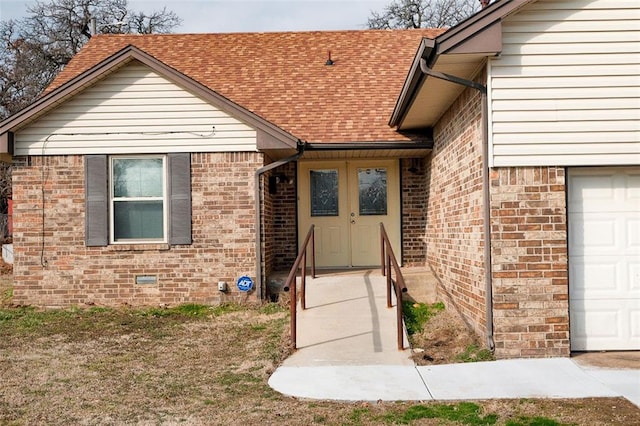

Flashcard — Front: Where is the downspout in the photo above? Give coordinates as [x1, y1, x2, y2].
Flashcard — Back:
[419, 58, 495, 351]
[254, 143, 305, 300]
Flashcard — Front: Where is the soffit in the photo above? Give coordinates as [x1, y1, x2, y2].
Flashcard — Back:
[399, 54, 486, 130]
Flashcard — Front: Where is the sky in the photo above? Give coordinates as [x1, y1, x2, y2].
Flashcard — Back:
[0, 0, 391, 33]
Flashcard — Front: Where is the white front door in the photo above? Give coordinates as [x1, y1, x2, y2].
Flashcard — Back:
[298, 160, 401, 268]
[568, 167, 640, 351]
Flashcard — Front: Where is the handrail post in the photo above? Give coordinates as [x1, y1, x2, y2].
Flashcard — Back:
[386, 248, 392, 309]
[380, 224, 386, 276]
[284, 224, 315, 348]
[290, 273, 297, 349]
[311, 228, 316, 279]
[301, 251, 306, 310]
[380, 222, 408, 351]
[396, 282, 404, 350]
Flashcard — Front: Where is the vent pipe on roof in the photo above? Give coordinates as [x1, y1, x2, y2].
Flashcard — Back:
[479, 0, 490, 8]
[325, 50, 334, 66]
[90, 17, 97, 36]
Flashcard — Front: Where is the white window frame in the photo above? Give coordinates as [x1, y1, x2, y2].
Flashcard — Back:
[109, 154, 168, 244]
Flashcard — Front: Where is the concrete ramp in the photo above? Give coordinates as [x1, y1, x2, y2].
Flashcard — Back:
[281, 269, 413, 367]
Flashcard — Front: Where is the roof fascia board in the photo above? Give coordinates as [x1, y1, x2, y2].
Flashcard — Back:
[0, 132, 14, 155]
[388, 37, 436, 127]
[1, 44, 299, 150]
[305, 141, 434, 151]
[443, 20, 502, 55]
[436, 0, 535, 55]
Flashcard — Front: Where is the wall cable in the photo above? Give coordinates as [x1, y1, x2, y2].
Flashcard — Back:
[34, 126, 216, 268]
[40, 135, 52, 268]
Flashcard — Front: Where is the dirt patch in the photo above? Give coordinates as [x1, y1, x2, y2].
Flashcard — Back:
[408, 304, 490, 365]
[572, 351, 640, 370]
[0, 263, 11, 307]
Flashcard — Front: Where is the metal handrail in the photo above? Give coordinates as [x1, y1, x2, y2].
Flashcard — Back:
[380, 222, 408, 350]
[283, 224, 315, 349]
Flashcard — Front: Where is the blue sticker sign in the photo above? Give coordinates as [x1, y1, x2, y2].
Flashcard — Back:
[237, 276, 254, 292]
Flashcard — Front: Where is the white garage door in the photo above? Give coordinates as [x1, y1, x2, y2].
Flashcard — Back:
[568, 168, 640, 351]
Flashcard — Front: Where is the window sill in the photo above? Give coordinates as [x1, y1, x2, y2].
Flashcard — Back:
[108, 243, 171, 252]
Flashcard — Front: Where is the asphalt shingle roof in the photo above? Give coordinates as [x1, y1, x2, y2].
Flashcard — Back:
[49, 30, 442, 144]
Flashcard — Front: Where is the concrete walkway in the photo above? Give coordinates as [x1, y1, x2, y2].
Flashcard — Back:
[268, 270, 640, 406]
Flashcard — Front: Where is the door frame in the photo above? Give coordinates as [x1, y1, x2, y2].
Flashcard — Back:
[298, 159, 402, 268]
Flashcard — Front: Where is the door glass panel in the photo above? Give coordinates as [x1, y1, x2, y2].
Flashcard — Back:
[310, 169, 339, 216]
[358, 168, 387, 216]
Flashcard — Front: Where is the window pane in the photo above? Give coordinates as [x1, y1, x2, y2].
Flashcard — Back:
[310, 169, 339, 217]
[113, 158, 163, 198]
[358, 168, 387, 216]
[114, 201, 164, 240]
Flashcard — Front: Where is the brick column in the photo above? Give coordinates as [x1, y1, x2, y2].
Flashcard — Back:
[490, 167, 569, 358]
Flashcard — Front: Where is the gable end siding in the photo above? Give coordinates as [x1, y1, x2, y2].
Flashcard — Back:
[489, 0, 640, 167]
[14, 62, 258, 156]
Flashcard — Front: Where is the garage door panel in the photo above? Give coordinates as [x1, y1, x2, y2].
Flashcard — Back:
[571, 255, 640, 297]
[568, 175, 616, 211]
[626, 174, 640, 202]
[629, 218, 640, 250]
[570, 172, 640, 212]
[570, 299, 639, 351]
[632, 310, 640, 342]
[569, 167, 640, 351]
[569, 257, 618, 296]
[630, 262, 640, 292]
[569, 215, 616, 251]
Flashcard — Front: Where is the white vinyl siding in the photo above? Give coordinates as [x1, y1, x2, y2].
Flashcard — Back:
[14, 61, 257, 155]
[489, 0, 640, 167]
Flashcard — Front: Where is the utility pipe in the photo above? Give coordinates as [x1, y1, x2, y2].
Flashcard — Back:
[254, 144, 305, 300]
[419, 58, 495, 351]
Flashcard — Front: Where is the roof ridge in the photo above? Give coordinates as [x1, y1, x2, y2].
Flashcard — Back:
[90, 27, 443, 38]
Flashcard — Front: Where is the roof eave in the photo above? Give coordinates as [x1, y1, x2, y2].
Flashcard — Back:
[390, 0, 539, 129]
[389, 37, 436, 128]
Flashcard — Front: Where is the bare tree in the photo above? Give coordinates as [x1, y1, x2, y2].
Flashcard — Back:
[367, 0, 480, 29]
[0, 0, 182, 120]
[0, 0, 182, 220]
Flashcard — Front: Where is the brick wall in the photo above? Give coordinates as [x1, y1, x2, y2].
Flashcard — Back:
[271, 162, 297, 272]
[263, 169, 274, 282]
[12, 152, 265, 307]
[426, 85, 487, 337]
[490, 167, 569, 358]
[401, 157, 428, 265]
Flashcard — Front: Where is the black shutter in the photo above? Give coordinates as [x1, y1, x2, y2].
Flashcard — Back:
[85, 155, 108, 246]
[168, 153, 192, 245]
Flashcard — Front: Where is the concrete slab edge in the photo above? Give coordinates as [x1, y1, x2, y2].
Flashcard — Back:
[269, 359, 639, 406]
[269, 365, 432, 402]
